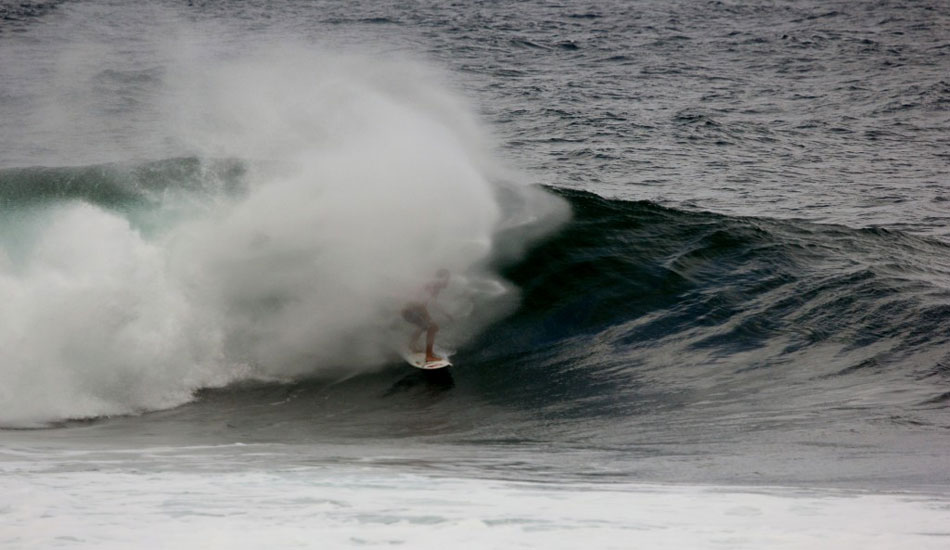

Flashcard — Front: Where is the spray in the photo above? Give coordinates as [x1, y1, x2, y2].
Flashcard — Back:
[0, 21, 568, 427]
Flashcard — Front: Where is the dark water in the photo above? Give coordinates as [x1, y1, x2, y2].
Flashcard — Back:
[2, 0, 950, 489]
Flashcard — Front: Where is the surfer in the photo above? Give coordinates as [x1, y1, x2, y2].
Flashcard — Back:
[402, 269, 453, 363]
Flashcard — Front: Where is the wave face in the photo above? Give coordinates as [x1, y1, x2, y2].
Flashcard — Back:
[5, 165, 950, 436]
[443, 192, 949, 488]
[467, 189, 950, 422]
[0, 47, 567, 427]
[125, 189, 950, 467]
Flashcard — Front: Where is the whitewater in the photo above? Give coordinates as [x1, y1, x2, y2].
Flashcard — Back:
[2, 0, 950, 547]
[0, 24, 566, 426]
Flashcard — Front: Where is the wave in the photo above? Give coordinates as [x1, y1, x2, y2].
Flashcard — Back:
[455, 188, 950, 424]
[6, 159, 950, 431]
[488, 189, 950, 347]
[134, 188, 950, 444]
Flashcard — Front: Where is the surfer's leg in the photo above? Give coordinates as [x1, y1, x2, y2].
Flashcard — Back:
[425, 322, 441, 362]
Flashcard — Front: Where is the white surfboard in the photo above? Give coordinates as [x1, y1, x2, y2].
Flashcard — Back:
[403, 351, 453, 370]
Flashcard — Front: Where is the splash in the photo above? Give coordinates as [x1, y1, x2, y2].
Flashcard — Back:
[0, 32, 567, 426]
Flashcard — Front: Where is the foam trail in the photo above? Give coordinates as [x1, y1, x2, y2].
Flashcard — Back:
[0, 32, 568, 426]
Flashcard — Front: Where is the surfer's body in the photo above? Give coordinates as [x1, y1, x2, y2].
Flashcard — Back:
[402, 269, 452, 363]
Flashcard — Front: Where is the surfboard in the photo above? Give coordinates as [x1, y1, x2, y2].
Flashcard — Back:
[403, 351, 453, 370]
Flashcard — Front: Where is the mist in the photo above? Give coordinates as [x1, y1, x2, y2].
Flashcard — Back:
[0, 15, 568, 426]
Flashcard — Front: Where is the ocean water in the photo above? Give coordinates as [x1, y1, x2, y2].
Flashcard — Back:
[2, 0, 950, 547]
